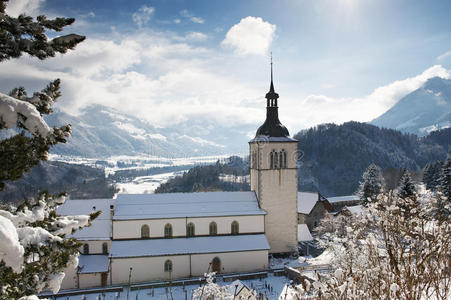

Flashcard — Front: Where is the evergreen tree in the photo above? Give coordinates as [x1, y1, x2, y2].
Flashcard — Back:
[439, 156, 451, 200]
[398, 170, 416, 199]
[0, 1, 88, 298]
[357, 163, 385, 205]
[0, 0, 84, 190]
[396, 170, 418, 219]
[423, 160, 443, 191]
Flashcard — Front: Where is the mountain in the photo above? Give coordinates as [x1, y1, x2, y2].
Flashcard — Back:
[151, 122, 451, 197]
[372, 77, 451, 136]
[293, 122, 450, 196]
[45, 105, 252, 158]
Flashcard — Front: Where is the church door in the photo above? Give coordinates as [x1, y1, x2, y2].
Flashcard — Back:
[212, 257, 221, 273]
[101, 273, 107, 287]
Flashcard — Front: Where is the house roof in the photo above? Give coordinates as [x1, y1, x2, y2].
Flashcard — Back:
[327, 195, 360, 203]
[297, 224, 313, 242]
[297, 192, 319, 214]
[78, 254, 109, 274]
[110, 234, 270, 258]
[344, 205, 363, 215]
[113, 192, 265, 220]
[56, 198, 114, 240]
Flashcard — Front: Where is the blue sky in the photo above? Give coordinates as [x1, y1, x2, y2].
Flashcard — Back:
[2, 0, 451, 134]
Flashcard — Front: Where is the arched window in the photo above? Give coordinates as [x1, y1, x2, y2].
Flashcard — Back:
[270, 150, 275, 169]
[102, 242, 108, 254]
[209, 222, 217, 236]
[83, 243, 89, 255]
[187, 222, 195, 237]
[164, 223, 173, 238]
[141, 224, 150, 238]
[280, 150, 287, 169]
[231, 221, 239, 235]
[164, 260, 173, 272]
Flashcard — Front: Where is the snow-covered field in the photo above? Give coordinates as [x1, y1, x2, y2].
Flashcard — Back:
[116, 171, 187, 194]
[49, 154, 235, 176]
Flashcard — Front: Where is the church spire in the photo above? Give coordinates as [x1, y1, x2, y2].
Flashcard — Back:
[266, 52, 279, 104]
[255, 54, 289, 138]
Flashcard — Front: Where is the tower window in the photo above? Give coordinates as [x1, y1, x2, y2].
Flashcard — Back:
[83, 243, 89, 255]
[102, 242, 108, 254]
[187, 222, 195, 237]
[141, 224, 150, 238]
[164, 260, 173, 272]
[270, 150, 278, 169]
[280, 150, 287, 168]
[209, 222, 217, 236]
[231, 221, 239, 235]
[164, 223, 173, 238]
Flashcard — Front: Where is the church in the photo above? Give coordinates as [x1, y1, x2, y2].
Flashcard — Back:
[58, 67, 300, 290]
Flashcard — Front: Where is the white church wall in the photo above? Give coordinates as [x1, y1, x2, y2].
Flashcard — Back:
[190, 250, 268, 275]
[111, 255, 190, 285]
[79, 273, 103, 289]
[186, 215, 264, 235]
[112, 215, 264, 239]
[78, 240, 110, 255]
[113, 218, 186, 239]
[110, 250, 268, 285]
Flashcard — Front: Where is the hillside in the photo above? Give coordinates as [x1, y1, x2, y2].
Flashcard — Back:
[294, 122, 451, 196]
[0, 161, 117, 203]
[155, 156, 250, 193]
[372, 77, 451, 136]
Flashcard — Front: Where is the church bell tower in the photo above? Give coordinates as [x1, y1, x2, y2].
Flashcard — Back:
[249, 59, 298, 254]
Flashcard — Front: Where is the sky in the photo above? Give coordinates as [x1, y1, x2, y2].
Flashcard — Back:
[2, 0, 451, 134]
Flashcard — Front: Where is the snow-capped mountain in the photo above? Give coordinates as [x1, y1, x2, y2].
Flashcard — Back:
[371, 77, 451, 136]
[46, 105, 252, 158]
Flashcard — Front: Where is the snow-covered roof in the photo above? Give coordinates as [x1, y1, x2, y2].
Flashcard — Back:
[327, 195, 360, 203]
[297, 192, 319, 214]
[113, 192, 265, 220]
[297, 224, 313, 242]
[344, 205, 363, 215]
[224, 280, 250, 295]
[78, 254, 109, 274]
[56, 198, 115, 240]
[110, 234, 270, 258]
[249, 136, 298, 143]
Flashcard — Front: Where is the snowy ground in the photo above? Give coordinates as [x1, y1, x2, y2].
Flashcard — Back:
[49, 154, 236, 176]
[54, 273, 292, 300]
[116, 171, 186, 194]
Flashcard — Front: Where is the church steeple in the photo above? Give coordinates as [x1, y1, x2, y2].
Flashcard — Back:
[255, 55, 289, 138]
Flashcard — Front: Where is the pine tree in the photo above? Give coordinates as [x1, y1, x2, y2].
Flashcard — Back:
[0, 1, 88, 298]
[0, 0, 84, 190]
[423, 160, 443, 191]
[439, 156, 451, 200]
[396, 170, 418, 219]
[357, 163, 385, 205]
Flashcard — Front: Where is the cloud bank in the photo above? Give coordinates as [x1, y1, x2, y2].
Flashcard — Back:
[222, 16, 276, 56]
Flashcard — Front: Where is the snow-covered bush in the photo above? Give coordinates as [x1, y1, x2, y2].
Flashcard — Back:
[0, 193, 99, 299]
[192, 272, 234, 300]
[291, 189, 451, 300]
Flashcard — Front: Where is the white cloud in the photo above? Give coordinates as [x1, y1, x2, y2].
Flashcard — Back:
[174, 18, 181, 24]
[222, 16, 276, 56]
[5, 0, 44, 17]
[437, 50, 451, 61]
[180, 9, 205, 24]
[174, 32, 208, 42]
[132, 5, 155, 28]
